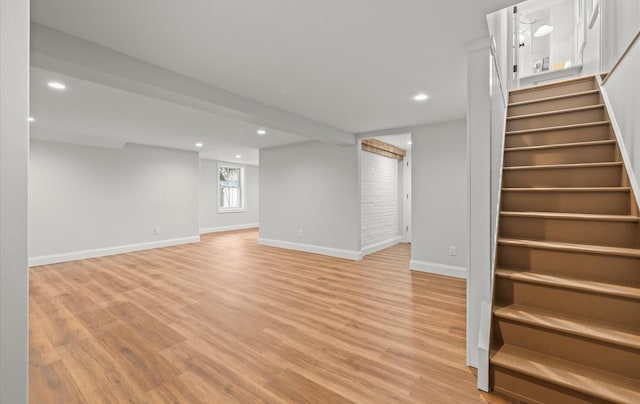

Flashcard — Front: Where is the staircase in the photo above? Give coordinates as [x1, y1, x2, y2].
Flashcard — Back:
[490, 75, 640, 403]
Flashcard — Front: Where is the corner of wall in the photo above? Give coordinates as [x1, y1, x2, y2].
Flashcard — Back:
[409, 259, 467, 279]
[360, 236, 402, 257]
[258, 238, 362, 261]
[199, 223, 259, 234]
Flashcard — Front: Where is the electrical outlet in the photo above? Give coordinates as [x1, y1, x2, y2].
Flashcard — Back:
[298, 229, 303, 238]
[449, 246, 457, 256]
[154, 227, 161, 235]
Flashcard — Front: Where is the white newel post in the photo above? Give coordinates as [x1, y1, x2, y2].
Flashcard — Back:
[0, 0, 30, 402]
[465, 37, 494, 392]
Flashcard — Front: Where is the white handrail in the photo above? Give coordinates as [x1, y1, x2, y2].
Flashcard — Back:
[491, 37, 509, 107]
[476, 35, 509, 392]
[601, 29, 640, 85]
[489, 37, 508, 280]
[599, 32, 640, 212]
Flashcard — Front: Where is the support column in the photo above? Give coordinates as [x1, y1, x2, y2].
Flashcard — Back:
[465, 37, 493, 392]
[0, 0, 30, 402]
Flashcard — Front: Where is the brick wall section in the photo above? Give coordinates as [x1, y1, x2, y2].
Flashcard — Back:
[361, 151, 399, 248]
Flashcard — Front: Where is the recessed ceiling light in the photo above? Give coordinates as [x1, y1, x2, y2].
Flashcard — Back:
[412, 93, 429, 102]
[257, 129, 267, 136]
[28, 117, 35, 122]
[407, 141, 413, 145]
[235, 154, 242, 159]
[47, 81, 66, 90]
[195, 142, 203, 148]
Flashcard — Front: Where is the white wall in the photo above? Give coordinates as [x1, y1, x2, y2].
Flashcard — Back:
[602, 35, 640, 207]
[259, 141, 360, 259]
[29, 141, 200, 264]
[486, 7, 509, 88]
[549, 0, 575, 68]
[410, 119, 468, 278]
[360, 150, 400, 253]
[199, 159, 259, 233]
[601, 0, 640, 71]
[582, 1, 601, 75]
[0, 0, 29, 401]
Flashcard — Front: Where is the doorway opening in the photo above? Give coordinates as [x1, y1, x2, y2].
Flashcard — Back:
[359, 133, 412, 257]
[512, 0, 586, 87]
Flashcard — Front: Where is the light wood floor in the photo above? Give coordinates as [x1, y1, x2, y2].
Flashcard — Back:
[30, 229, 506, 403]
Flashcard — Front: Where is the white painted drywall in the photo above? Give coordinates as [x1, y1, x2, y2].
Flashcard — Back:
[601, 0, 640, 71]
[259, 141, 360, 257]
[199, 159, 259, 232]
[602, 36, 640, 205]
[410, 119, 468, 276]
[360, 150, 399, 250]
[0, 1, 29, 401]
[486, 7, 509, 89]
[29, 141, 200, 262]
[549, 0, 575, 68]
[582, 2, 601, 75]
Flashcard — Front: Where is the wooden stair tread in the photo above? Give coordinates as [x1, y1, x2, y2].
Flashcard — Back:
[500, 211, 640, 222]
[495, 268, 640, 300]
[507, 104, 605, 121]
[502, 186, 630, 192]
[505, 121, 610, 135]
[490, 345, 640, 403]
[497, 238, 640, 258]
[504, 139, 616, 152]
[508, 89, 600, 107]
[503, 161, 622, 171]
[494, 75, 640, 402]
[494, 302, 640, 350]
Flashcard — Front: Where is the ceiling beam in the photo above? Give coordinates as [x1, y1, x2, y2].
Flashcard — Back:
[361, 138, 406, 160]
[31, 23, 355, 146]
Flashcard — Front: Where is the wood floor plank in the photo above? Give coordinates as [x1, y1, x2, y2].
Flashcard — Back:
[265, 368, 356, 404]
[144, 379, 216, 404]
[29, 229, 504, 403]
[57, 336, 147, 402]
[91, 324, 181, 393]
[263, 325, 419, 398]
[106, 301, 186, 350]
[34, 298, 92, 347]
[29, 300, 61, 368]
[29, 360, 87, 404]
[74, 306, 120, 335]
[160, 341, 285, 403]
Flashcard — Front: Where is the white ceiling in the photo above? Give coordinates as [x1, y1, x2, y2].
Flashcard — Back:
[30, 68, 308, 164]
[30, 0, 516, 160]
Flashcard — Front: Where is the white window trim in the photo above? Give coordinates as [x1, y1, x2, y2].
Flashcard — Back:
[217, 162, 246, 213]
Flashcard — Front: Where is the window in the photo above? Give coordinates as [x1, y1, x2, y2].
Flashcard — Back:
[217, 164, 245, 212]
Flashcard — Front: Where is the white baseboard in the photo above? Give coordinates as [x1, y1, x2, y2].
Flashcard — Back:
[258, 238, 361, 260]
[199, 223, 258, 234]
[29, 236, 201, 267]
[410, 259, 467, 279]
[361, 236, 402, 257]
